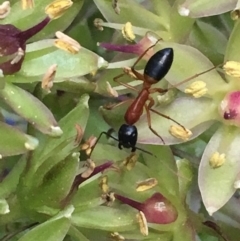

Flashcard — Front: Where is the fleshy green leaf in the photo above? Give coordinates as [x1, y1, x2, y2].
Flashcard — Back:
[7, 40, 108, 83]
[93, 0, 167, 32]
[30, 94, 89, 168]
[178, 0, 237, 18]
[170, 0, 195, 42]
[17, 206, 73, 241]
[20, 152, 80, 209]
[0, 157, 26, 198]
[0, 82, 62, 136]
[199, 125, 240, 215]
[71, 206, 138, 231]
[0, 121, 38, 157]
[189, 21, 227, 64]
[225, 20, 240, 83]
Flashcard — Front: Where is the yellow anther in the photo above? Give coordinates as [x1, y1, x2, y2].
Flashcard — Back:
[54, 31, 81, 54]
[93, 18, 104, 31]
[110, 232, 125, 241]
[209, 152, 225, 168]
[41, 64, 57, 93]
[0, 1, 10, 18]
[106, 82, 118, 97]
[122, 22, 135, 42]
[184, 81, 208, 98]
[122, 153, 138, 170]
[21, 0, 34, 9]
[231, 8, 240, 20]
[223, 61, 240, 78]
[112, 0, 120, 14]
[169, 125, 192, 141]
[45, 0, 73, 19]
[81, 135, 97, 156]
[136, 211, 148, 236]
[81, 159, 96, 178]
[10, 48, 24, 65]
[136, 178, 158, 192]
[99, 175, 109, 193]
[74, 124, 83, 145]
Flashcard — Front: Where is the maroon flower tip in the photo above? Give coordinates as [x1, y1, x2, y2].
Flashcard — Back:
[219, 91, 240, 126]
[0, 17, 50, 75]
[99, 34, 156, 59]
[115, 192, 178, 224]
[223, 109, 237, 119]
[73, 161, 113, 188]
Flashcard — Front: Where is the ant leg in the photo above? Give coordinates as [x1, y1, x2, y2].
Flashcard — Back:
[150, 108, 186, 131]
[147, 96, 186, 131]
[88, 131, 119, 158]
[169, 63, 223, 89]
[114, 73, 139, 92]
[145, 103, 165, 144]
[149, 88, 168, 94]
[132, 38, 162, 69]
[104, 99, 133, 110]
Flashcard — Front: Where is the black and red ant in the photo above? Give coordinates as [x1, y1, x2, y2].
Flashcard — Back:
[90, 39, 217, 155]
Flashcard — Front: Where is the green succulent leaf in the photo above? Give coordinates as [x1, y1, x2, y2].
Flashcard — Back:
[189, 21, 227, 64]
[176, 159, 194, 201]
[93, 0, 166, 32]
[0, 157, 26, 198]
[199, 125, 240, 215]
[17, 95, 89, 205]
[30, 94, 89, 167]
[143, 145, 179, 200]
[225, 20, 240, 82]
[21, 152, 79, 209]
[0, 121, 38, 157]
[178, 0, 237, 18]
[169, 0, 195, 42]
[7, 40, 108, 83]
[0, 82, 62, 136]
[17, 214, 71, 241]
[71, 206, 138, 231]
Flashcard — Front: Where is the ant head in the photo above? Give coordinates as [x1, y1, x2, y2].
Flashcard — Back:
[144, 48, 173, 84]
[118, 124, 138, 152]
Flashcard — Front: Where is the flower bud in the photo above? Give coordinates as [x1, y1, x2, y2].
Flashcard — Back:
[114, 192, 178, 224]
[0, 17, 50, 74]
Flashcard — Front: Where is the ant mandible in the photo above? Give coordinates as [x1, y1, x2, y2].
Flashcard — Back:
[90, 39, 217, 155]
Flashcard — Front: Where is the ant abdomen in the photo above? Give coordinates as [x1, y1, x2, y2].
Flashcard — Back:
[144, 48, 173, 83]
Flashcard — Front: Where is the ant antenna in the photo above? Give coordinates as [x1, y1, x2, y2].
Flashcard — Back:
[169, 63, 224, 89]
[88, 129, 155, 158]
